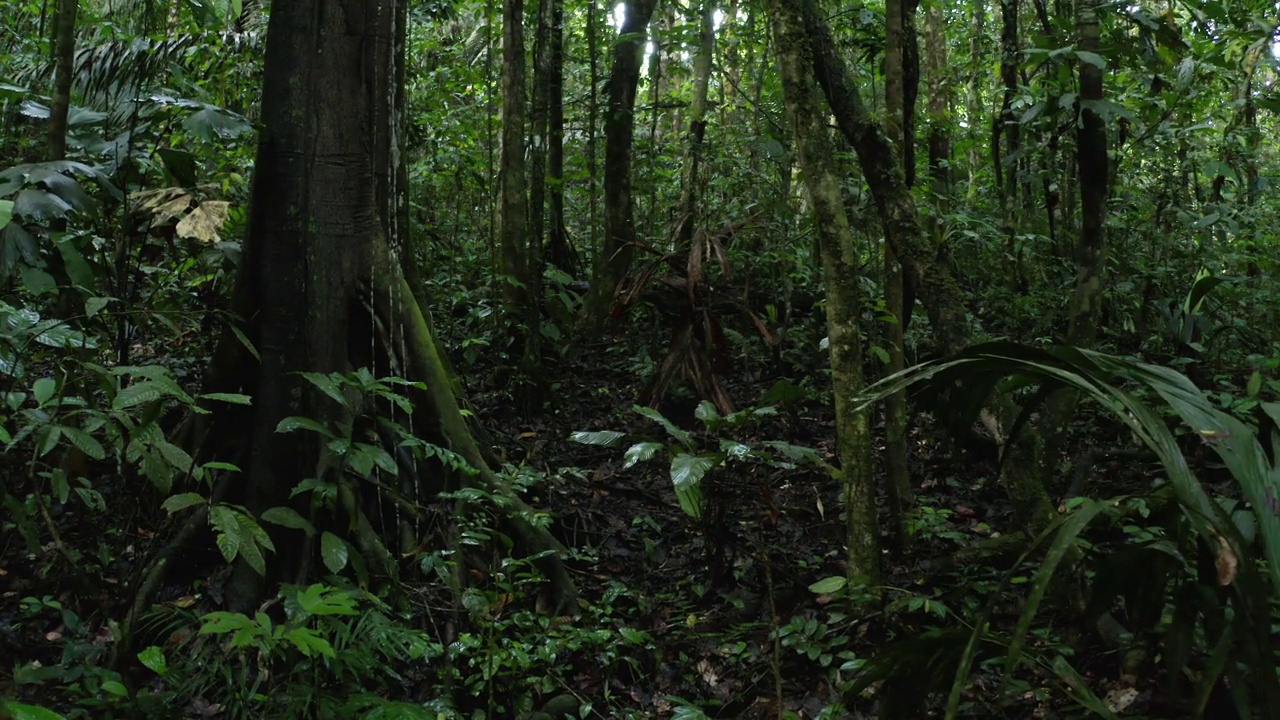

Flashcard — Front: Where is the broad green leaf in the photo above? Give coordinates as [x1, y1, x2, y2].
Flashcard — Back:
[808, 576, 847, 594]
[0, 199, 12, 229]
[694, 401, 720, 424]
[261, 506, 314, 534]
[276, 416, 334, 437]
[61, 426, 105, 460]
[670, 453, 717, 519]
[161, 493, 205, 513]
[136, 645, 167, 671]
[199, 611, 256, 634]
[321, 531, 349, 573]
[1074, 50, 1107, 69]
[569, 430, 625, 447]
[300, 371, 348, 408]
[634, 405, 692, 448]
[283, 627, 335, 658]
[101, 680, 128, 697]
[4, 702, 67, 720]
[622, 441, 662, 469]
[32, 377, 55, 406]
[84, 296, 110, 318]
[113, 381, 166, 410]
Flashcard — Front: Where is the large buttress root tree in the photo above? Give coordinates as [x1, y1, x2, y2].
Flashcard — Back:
[136, 0, 574, 617]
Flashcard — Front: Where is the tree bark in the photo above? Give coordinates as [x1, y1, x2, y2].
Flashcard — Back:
[579, 0, 660, 333]
[772, 0, 880, 587]
[673, 0, 715, 246]
[794, 0, 1057, 539]
[792, 0, 968, 357]
[199, 0, 571, 613]
[882, 0, 913, 548]
[47, 0, 78, 161]
[499, 0, 536, 377]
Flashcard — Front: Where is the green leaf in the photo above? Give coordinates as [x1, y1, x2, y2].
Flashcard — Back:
[569, 430, 626, 447]
[808, 576, 847, 594]
[113, 381, 166, 410]
[161, 493, 205, 513]
[693, 401, 721, 424]
[276, 416, 334, 437]
[137, 646, 168, 676]
[300, 371, 348, 408]
[321, 531, 349, 573]
[101, 679, 128, 697]
[261, 506, 315, 534]
[199, 392, 253, 405]
[84, 296, 110, 319]
[622, 441, 662, 469]
[0, 199, 13, 229]
[283, 627, 336, 658]
[670, 453, 718, 519]
[230, 324, 259, 361]
[635, 405, 692, 448]
[61, 426, 105, 460]
[1074, 50, 1107, 69]
[4, 702, 68, 720]
[32, 377, 55, 406]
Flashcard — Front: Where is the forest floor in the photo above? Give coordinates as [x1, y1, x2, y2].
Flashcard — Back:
[462, 335, 1142, 719]
[0, 321, 1179, 719]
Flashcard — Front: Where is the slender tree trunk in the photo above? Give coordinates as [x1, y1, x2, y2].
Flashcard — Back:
[47, 0, 78, 161]
[997, 0, 1023, 289]
[772, 0, 879, 588]
[579, 0, 661, 332]
[1065, 0, 1107, 348]
[545, 0, 573, 272]
[882, 0, 913, 549]
[585, 0, 600, 268]
[499, 0, 537, 381]
[674, 0, 715, 246]
[795, 0, 1057, 538]
[965, 0, 985, 198]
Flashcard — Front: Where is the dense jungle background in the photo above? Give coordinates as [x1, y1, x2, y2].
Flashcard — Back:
[2, 0, 1279, 717]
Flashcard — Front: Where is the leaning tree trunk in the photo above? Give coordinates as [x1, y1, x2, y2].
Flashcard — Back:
[795, 0, 1057, 538]
[772, 0, 879, 588]
[578, 0, 660, 333]
[174, 0, 572, 614]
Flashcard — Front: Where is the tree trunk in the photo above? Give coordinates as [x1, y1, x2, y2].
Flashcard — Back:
[965, 0, 985, 199]
[579, 0, 660, 333]
[1065, 0, 1107, 348]
[46, 0, 78, 161]
[194, 0, 571, 614]
[792, 0, 967, 357]
[544, 0, 574, 273]
[882, 0, 913, 549]
[772, 0, 879, 588]
[499, 0, 536, 378]
[795, 0, 1057, 538]
[996, 0, 1023, 289]
[674, 0, 715, 246]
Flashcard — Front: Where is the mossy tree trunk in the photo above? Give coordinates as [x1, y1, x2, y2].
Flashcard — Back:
[200, 0, 572, 613]
[673, 0, 715, 247]
[794, 0, 1057, 538]
[772, 0, 879, 587]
